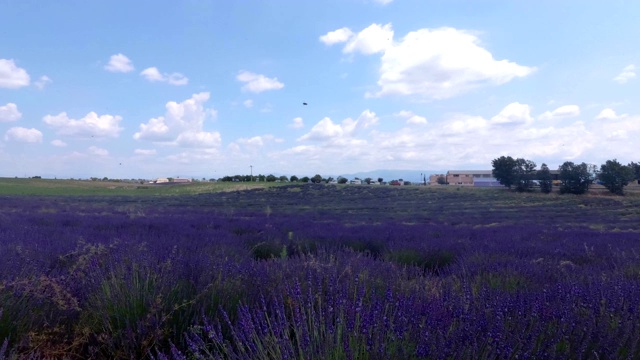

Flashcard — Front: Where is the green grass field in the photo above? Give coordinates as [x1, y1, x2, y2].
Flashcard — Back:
[0, 177, 286, 196]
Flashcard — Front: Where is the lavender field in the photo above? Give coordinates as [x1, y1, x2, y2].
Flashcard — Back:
[1, 184, 640, 359]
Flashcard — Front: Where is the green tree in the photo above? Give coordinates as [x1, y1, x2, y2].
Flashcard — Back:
[326, 176, 335, 183]
[266, 174, 277, 182]
[364, 177, 372, 184]
[537, 163, 553, 194]
[300, 176, 310, 183]
[279, 175, 288, 182]
[377, 177, 383, 183]
[599, 159, 634, 195]
[289, 175, 299, 182]
[559, 161, 592, 194]
[628, 162, 640, 184]
[337, 176, 348, 184]
[514, 158, 537, 192]
[311, 174, 323, 183]
[492, 156, 518, 189]
[436, 175, 447, 185]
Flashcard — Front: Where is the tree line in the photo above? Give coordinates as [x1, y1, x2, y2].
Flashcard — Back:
[492, 156, 640, 195]
[218, 174, 386, 184]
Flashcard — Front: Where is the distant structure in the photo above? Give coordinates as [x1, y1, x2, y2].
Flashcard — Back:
[154, 178, 192, 184]
[430, 169, 560, 187]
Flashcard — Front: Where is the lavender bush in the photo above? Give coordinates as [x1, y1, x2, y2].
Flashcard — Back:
[0, 186, 639, 359]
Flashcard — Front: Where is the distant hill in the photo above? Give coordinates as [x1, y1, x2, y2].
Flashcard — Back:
[336, 169, 446, 183]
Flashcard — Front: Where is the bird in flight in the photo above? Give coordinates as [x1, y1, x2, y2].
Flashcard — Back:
[303, 102, 308, 106]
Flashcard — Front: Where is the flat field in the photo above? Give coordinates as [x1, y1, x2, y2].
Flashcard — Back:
[1, 182, 640, 359]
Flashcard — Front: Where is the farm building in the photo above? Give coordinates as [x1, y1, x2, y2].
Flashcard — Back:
[446, 170, 494, 186]
[431, 169, 562, 187]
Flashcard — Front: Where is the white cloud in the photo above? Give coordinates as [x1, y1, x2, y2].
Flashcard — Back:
[343, 23, 394, 55]
[490, 102, 533, 125]
[34, 75, 52, 90]
[319, 27, 354, 46]
[51, 139, 67, 147]
[43, 112, 123, 138]
[4, 127, 42, 143]
[372, 0, 393, 4]
[243, 99, 254, 108]
[596, 108, 627, 120]
[273, 102, 634, 173]
[140, 67, 188, 85]
[175, 131, 221, 148]
[0, 59, 30, 88]
[229, 135, 281, 156]
[164, 148, 222, 164]
[134, 148, 156, 155]
[104, 53, 134, 73]
[0, 103, 21, 122]
[289, 117, 304, 129]
[395, 110, 427, 125]
[613, 64, 636, 84]
[538, 105, 580, 121]
[237, 71, 284, 93]
[298, 110, 378, 142]
[327, 25, 535, 100]
[88, 146, 108, 157]
[134, 92, 221, 149]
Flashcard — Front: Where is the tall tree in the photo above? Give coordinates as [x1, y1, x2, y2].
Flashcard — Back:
[492, 156, 518, 189]
[559, 162, 592, 194]
[311, 174, 323, 184]
[514, 158, 537, 192]
[537, 163, 553, 194]
[599, 159, 634, 195]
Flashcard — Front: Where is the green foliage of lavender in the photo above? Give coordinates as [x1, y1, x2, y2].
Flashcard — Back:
[1, 185, 640, 359]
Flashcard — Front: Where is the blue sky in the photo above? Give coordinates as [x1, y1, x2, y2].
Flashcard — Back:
[1, 0, 639, 179]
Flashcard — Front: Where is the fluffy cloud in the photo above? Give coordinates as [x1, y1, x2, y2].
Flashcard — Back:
[490, 102, 533, 125]
[51, 139, 67, 147]
[228, 135, 282, 156]
[43, 112, 123, 138]
[0, 59, 30, 88]
[0, 103, 21, 122]
[538, 105, 580, 121]
[343, 23, 394, 55]
[298, 110, 378, 142]
[613, 64, 636, 84]
[323, 25, 534, 100]
[289, 117, 304, 129]
[595, 108, 627, 120]
[88, 146, 108, 157]
[271, 101, 640, 174]
[140, 67, 188, 85]
[134, 148, 156, 155]
[134, 92, 221, 149]
[4, 127, 42, 143]
[175, 131, 221, 148]
[104, 53, 134, 73]
[34, 75, 52, 90]
[395, 110, 427, 125]
[319, 27, 355, 46]
[375, 27, 533, 99]
[237, 71, 284, 93]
